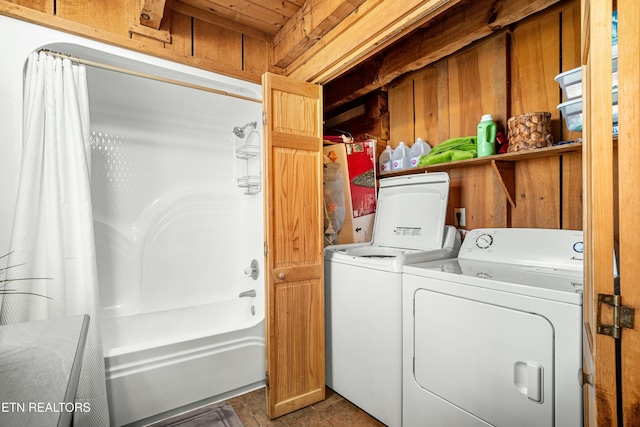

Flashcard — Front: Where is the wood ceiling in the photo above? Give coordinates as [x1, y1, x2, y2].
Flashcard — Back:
[173, 0, 305, 37]
[141, 0, 462, 81]
[142, 0, 374, 72]
[137, 0, 565, 113]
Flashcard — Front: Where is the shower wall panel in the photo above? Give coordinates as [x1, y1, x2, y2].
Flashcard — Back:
[87, 66, 263, 317]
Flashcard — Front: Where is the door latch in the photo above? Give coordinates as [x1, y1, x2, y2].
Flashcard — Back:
[597, 293, 635, 339]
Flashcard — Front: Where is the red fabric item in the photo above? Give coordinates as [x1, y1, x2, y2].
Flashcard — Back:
[496, 131, 508, 154]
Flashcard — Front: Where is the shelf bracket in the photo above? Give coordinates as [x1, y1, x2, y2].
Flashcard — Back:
[139, 0, 167, 30]
[491, 160, 516, 208]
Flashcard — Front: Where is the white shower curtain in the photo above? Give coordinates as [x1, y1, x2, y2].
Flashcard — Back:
[0, 52, 109, 426]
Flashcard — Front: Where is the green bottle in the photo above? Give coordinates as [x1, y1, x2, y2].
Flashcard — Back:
[477, 114, 497, 158]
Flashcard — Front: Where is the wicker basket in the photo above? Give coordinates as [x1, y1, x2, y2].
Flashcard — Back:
[507, 112, 553, 152]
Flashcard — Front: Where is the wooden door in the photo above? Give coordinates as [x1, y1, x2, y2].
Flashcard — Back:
[582, 0, 616, 423]
[582, 0, 617, 427]
[262, 72, 325, 419]
[615, 1, 640, 425]
[582, 0, 640, 425]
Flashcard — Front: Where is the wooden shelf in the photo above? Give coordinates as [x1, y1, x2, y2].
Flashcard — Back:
[378, 141, 582, 208]
[378, 142, 582, 177]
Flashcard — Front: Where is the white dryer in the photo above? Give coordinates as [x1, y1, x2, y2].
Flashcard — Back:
[402, 228, 585, 427]
[325, 172, 461, 427]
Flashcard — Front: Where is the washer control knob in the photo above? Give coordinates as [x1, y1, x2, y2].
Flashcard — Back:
[475, 233, 494, 249]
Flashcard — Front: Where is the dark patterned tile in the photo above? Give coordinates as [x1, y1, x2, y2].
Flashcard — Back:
[274, 406, 332, 427]
[228, 398, 260, 427]
[311, 388, 344, 412]
[240, 388, 268, 411]
[320, 398, 385, 427]
[216, 387, 384, 427]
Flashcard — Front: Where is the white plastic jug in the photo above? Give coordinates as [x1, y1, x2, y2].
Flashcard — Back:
[409, 137, 431, 167]
[379, 145, 393, 173]
[391, 142, 410, 171]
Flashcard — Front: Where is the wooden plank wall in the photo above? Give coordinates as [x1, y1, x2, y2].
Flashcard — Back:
[340, 92, 390, 142]
[2, 0, 271, 83]
[386, 0, 583, 230]
[325, 90, 390, 162]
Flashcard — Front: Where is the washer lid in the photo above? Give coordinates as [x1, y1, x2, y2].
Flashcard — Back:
[372, 172, 450, 251]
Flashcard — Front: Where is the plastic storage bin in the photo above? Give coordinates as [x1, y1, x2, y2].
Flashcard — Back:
[554, 67, 583, 101]
[557, 88, 618, 133]
[555, 56, 618, 101]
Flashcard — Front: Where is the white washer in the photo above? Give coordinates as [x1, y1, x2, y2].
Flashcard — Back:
[325, 172, 461, 427]
[402, 228, 585, 427]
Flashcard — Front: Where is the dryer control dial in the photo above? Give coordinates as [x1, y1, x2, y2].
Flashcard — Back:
[475, 233, 494, 249]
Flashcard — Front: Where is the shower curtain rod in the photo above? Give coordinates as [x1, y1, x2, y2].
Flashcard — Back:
[38, 49, 262, 104]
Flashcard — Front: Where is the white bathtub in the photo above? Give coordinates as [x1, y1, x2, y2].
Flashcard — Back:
[96, 194, 267, 426]
[102, 301, 265, 427]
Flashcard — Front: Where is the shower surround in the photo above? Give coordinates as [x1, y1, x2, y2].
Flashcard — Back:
[0, 16, 265, 427]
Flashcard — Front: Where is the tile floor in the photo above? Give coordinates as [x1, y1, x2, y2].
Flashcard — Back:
[228, 387, 386, 427]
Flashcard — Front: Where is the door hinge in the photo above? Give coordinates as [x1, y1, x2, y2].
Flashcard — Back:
[265, 371, 270, 388]
[581, 369, 594, 386]
[597, 293, 635, 339]
[264, 242, 268, 257]
[262, 110, 267, 125]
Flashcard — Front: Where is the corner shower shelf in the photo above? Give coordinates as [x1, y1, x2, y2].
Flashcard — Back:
[237, 175, 261, 191]
[235, 144, 260, 160]
[236, 145, 261, 194]
[234, 123, 262, 195]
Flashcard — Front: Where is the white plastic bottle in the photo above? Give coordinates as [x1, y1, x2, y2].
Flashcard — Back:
[379, 145, 393, 173]
[391, 141, 411, 171]
[409, 137, 431, 167]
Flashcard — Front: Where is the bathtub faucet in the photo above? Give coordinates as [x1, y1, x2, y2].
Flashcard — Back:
[244, 259, 259, 280]
[239, 289, 256, 298]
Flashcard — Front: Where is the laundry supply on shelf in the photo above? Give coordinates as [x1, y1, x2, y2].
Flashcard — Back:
[477, 114, 497, 158]
[391, 141, 410, 170]
[416, 136, 477, 166]
[379, 145, 393, 173]
[409, 137, 431, 167]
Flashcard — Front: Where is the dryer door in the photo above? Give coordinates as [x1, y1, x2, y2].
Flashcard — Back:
[413, 288, 554, 426]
